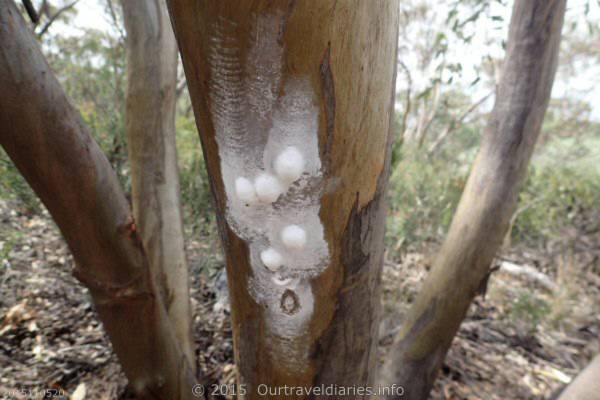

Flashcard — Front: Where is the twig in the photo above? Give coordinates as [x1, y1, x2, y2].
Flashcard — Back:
[428, 91, 493, 156]
[175, 77, 188, 99]
[397, 60, 412, 146]
[36, 0, 80, 38]
[105, 0, 126, 43]
[415, 80, 441, 148]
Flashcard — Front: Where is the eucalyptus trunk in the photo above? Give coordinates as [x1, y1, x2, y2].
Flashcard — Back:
[121, 0, 194, 368]
[0, 2, 196, 399]
[556, 355, 600, 400]
[379, 1, 567, 399]
[166, 1, 399, 398]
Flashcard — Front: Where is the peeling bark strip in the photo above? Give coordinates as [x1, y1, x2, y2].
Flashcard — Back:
[379, 1, 567, 399]
[121, 0, 194, 369]
[167, 1, 398, 398]
[0, 2, 197, 399]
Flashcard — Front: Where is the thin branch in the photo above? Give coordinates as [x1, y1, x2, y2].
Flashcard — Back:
[22, 0, 39, 24]
[416, 81, 441, 148]
[427, 91, 493, 156]
[105, 0, 126, 43]
[36, 0, 80, 38]
[175, 77, 188, 99]
[37, 0, 48, 19]
[413, 58, 445, 147]
[397, 60, 412, 146]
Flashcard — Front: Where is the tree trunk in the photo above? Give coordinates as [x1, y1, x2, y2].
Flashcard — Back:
[0, 2, 196, 399]
[166, 1, 398, 398]
[121, 0, 194, 369]
[556, 355, 600, 400]
[379, 1, 566, 399]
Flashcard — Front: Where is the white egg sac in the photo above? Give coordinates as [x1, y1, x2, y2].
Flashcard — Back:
[235, 177, 257, 204]
[274, 146, 305, 183]
[260, 248, 284, 271]
[281, 224, 307, 250]
[254, 173, 283, 203]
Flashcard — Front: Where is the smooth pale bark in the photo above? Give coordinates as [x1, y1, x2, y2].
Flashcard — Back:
[167, 1, 398, 398]
[379, 1, 567, 399]
[0, 2, 196, 399]
[121, 0, 194, 368]
[557, 355, 600, 400]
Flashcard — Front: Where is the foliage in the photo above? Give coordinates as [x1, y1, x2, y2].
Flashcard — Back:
[386, 147, 469, 256]
[386, 103, 600, 258]
[176, 114, 215, 234]
[0, 227, 24, 262]
[513, 135, 600, 245]
[508, 292, 551, 336]
[0, 150, 40, 214]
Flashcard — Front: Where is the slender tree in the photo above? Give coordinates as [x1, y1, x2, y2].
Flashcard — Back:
[166, 0, 399, 397]
[379, 1, 567, 399]
[0, 2, 196, 399]
[120, 0, 194, 368]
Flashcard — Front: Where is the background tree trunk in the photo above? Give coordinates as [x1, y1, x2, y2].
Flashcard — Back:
[379, 1, 567, 399]
[556, 355, 600, 400]
[121, 0, 194, 369]
[166, 1, 398, 398]
[0, 2, 196, 399]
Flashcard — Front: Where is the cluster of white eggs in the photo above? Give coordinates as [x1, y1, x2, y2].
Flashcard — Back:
[234, 146, 308, 282]
[260, 224, 306, 271]
[235, 146, 306, 204]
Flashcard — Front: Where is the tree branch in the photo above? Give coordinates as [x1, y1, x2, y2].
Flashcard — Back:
[21, 0, 39, 24]
[380, 1, 567, 398]
[120, 0, 195, 370]
[105, 0, 125, 43]
[427, 91, 493, 156]
[36, 0, 80, 38]
[0, 3, 198, 398]
[397, 60, 412, 146]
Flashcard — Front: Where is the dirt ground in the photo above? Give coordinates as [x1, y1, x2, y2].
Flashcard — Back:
[1, 199, 599, 399]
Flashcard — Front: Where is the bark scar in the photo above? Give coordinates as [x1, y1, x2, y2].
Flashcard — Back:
[117, 215, 138, 239]
[319, 43, 335, 174]
[72, 266, 151, 307]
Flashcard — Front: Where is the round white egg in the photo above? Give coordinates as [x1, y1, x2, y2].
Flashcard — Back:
[274, 146, 305, 183]
[281, 224, 307, 250]
[260, 248, 284, 271]
[235, 177, 257, 204]
[254, 173, 282, 203]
